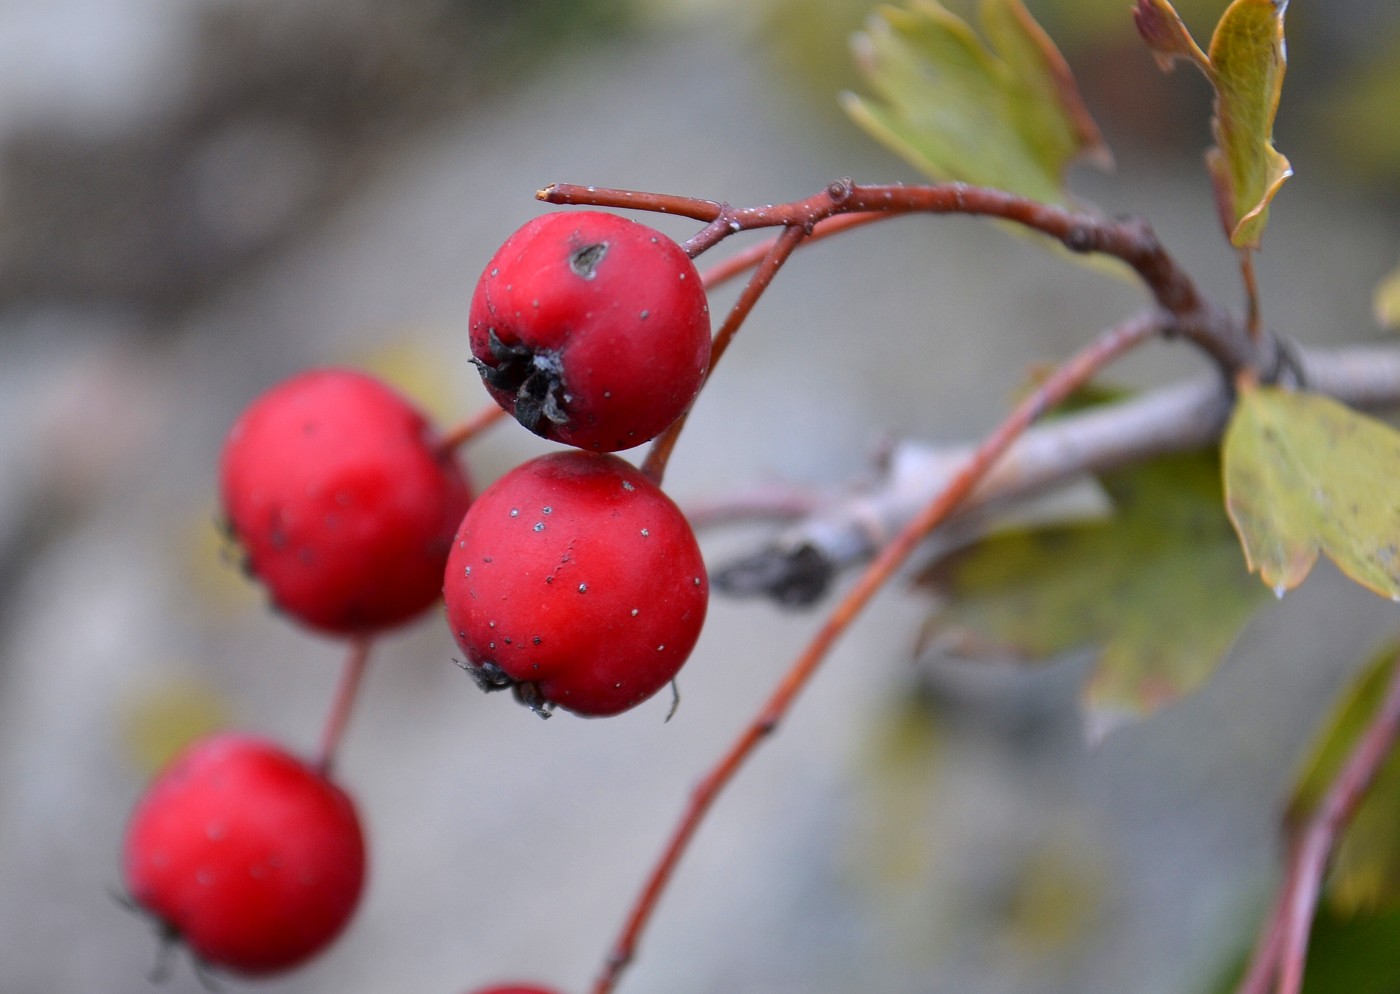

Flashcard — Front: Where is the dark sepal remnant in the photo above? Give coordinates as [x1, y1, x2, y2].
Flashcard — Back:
[470, 329, 569, 434]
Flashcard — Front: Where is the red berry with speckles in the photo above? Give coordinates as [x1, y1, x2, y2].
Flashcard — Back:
[444, 451, 708, 717]
[469, 211, 711, 452]
[121, 734, 366, 977]
[220, 368, 471, 635]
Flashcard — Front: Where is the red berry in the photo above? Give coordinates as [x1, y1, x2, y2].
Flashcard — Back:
[466, 986, 564, 994]
[220, 368, 471, 634]
[121, 734, 367, 976]
[444, 451, 708, 717]
[469, 211, 711, 452]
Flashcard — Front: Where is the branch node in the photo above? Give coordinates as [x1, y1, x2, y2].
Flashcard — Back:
[826, 178, 854, 205]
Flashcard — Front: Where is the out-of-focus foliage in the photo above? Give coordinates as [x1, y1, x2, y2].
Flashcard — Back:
[1315, 33, 1400, 186]
[1222, 385, 1400, 599]
[117, 674, 231, 775]
[1375, 261, 1400, 330]
[1288, 641, 1400, 913]
[917, 450, 1267, 737]
[842, 0, 1111, 206]
[756, 0, 1400, 188]
[1208, 903, 1400, 994]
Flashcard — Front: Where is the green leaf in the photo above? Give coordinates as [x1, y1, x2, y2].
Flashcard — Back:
[1132, 0, 1292, 248]
[1375, 260, 1400, 330]
[1206, 0, 1292, 248]
[1205, 902, 1400, 994]
[843, 0, 1111, 206]
[918, 450, 1269, 735]
[1222, 385, 1400, 599]
[1301, 904, 1400, 993]
[1288, 641, 1400, 913]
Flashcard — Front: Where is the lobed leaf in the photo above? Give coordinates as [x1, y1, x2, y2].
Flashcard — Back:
[1222, 385, 1400, 599]
[918, 450, 1268, 736]
[1287, 641, 1400, 912]
[843, 0, 1111, 207]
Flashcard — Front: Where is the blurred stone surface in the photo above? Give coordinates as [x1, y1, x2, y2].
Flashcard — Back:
[1, 5, 1398, 994]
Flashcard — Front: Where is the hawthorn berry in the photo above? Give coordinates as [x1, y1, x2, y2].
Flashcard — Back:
[220, 368, 471, 634]
[444, 451, 708, 717]
[121, 734, 366, 976]
[469, 210, 711, 452]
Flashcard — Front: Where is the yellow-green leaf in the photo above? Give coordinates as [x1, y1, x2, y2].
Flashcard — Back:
[1206, 0, 1292, 248]
[843, 0, 1111, 207]
[1288, 641, 1400, 912]
[1375, 260, 1400, 330]
[1222, 385, 1400, 599]
[1132, 0, 1292, 248]
[918, 451, 1268, 734]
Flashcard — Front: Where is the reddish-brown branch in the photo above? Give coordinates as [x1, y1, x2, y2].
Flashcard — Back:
[699, 213, 891, 291]
[540, 179, 1254, 376]
[537, 184, 723, 224]
[439, 404, 508, 454]
[641, 224, 809, 483]
[590, 309, 1165, 994]
[314, 636, 373, 778]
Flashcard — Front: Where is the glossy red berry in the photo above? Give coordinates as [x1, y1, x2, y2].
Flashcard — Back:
[121, 734, 367, 976]
[469, 211, 711, 452]
[444, 451, 708, 717]
[220, 368, 471, 634]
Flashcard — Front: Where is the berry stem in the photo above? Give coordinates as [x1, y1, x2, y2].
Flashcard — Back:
[642, 225, 808, 484]
[698, 213, 891, 291]
[440, 404, 509, 454]
[1235, 646, 1400, 994]
[590, 309, 1164, 994]
[315, 636, 374, 778]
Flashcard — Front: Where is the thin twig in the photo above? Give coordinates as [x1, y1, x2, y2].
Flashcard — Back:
[698, 213, 891, 290]
[589, 310, 1164, 994]
[314, 636, 374, 778]
[641, 225, 808, 483]
[439, 404, 509, 454]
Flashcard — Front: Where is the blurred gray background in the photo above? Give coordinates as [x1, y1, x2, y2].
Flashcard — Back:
[2, 1, 1399, 993]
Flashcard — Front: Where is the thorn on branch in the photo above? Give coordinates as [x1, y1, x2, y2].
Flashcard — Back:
[712, 543, 836, 608]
